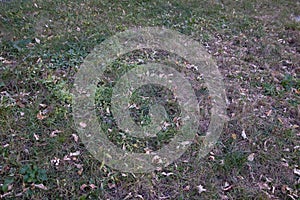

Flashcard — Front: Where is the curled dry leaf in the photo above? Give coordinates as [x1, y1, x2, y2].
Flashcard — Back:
[3, 144, 9, 148]
[50, 130, 62, 138]
[69, 151, 80, 157]
[77, 168, 83, 176]
[34, 183, 48, 190]
[293, 168, 300, 176]
[89, 184, 97, 189]
[33, 133, 39, 141]
[63, 155, 71, 161]
[80, 184, 88, 191]
[37, 111, 46, 120]
[161, 172, 174, 176]
[222, 182, 233, 191]
[72, 134, 79, 142]
[241, 129, 247, 139]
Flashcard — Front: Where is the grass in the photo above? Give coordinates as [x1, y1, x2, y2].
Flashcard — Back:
[0, 0, 299, 199]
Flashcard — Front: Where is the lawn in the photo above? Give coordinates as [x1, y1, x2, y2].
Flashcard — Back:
[0, 0, 299, 199]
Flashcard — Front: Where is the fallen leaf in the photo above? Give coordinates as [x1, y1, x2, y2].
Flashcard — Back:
[79, 122, 87, 128]
[50, 157, 60, 166]
[35, 38, 40, 44]
[34, 183, 48, 190]
[231, 133, 237, 140]
[50, 130, 62, 138]
[39, 104, 47, 108]
[266, 110, 272, 116]
[7, 184, 13, 191]
[63, 155, 71, 161]
[89, 184, 97, 189]
[292, 124, 299, 129]
[135, 194, 144, 199]
[33, 133, 39, 141]
[108, 182, 116, 189]
[241, 129, 247, 139]
[72, 134, 78, 142]
[222, 182, 233, 191]
[80, 184, 88, 191]
[293, 168, 300, 176]
[77, 168, 83, 176]
[37, 111, 46, 120]
[69, 151, 80, 157]
[197, 184, 206, 194]
[161, 172, 174, 176]
[247, 153, 255, 162]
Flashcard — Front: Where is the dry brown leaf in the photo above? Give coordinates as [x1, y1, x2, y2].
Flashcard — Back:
[80, 184, 88, 191]
[231, 133, 237, 140]
[63, 155, 71, 161]
[77, 168, 83, 176]
[34, 183, 48, 190]
[50, 130, 62, 138]
[37, 111, 46, 120]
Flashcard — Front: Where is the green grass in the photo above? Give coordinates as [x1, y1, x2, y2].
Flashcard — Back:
[1, 0, 300, 199]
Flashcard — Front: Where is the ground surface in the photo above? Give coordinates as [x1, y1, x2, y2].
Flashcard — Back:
[0, 0, 299, 199]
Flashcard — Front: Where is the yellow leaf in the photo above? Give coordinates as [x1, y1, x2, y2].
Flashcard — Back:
[231, 133, 237, 140]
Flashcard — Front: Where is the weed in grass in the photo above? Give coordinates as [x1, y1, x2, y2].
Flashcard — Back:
[20, 164, 48, 184]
